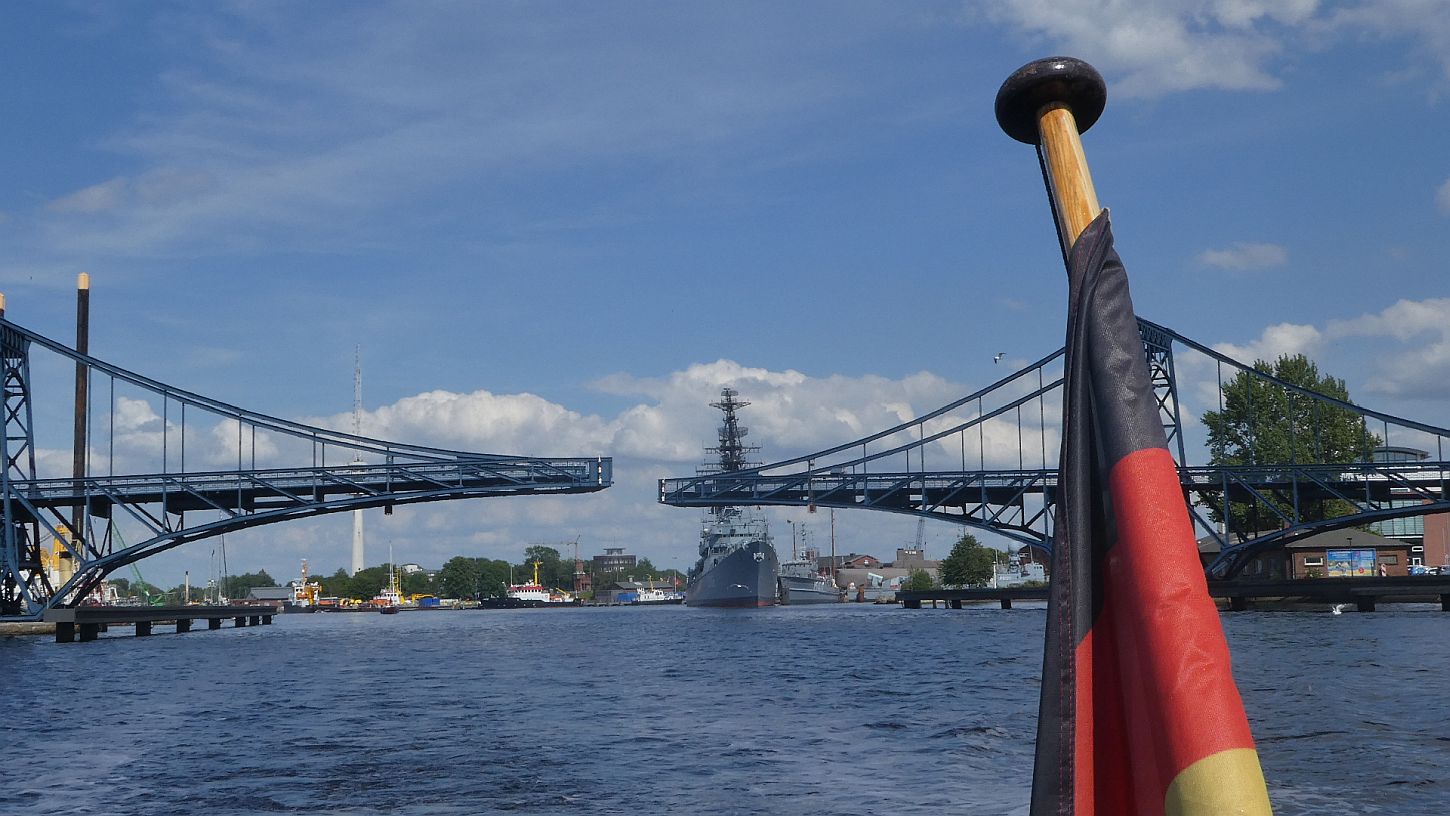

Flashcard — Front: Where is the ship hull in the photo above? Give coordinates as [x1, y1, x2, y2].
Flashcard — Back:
[687, 541, 779, 608]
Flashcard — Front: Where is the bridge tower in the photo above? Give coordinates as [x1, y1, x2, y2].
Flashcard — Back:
[0, 310, 46, 615]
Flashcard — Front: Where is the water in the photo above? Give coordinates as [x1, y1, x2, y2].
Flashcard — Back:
[2, 603, 1447, 815]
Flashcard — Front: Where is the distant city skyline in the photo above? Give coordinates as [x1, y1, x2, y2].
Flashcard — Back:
[2, 2, 1447, 586]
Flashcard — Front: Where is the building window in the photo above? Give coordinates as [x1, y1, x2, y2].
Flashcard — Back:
[1303, 557, 1324, 566]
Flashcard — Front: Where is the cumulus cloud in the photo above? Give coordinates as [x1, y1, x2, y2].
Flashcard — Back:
[1197, 242, 1288, 271]
[1212, 321, 1322, 365]
[982, 0, 1321, 96]
[1326, 0, 1450, 85]
[985, 1, 1450, 96]
[1326, 298, 1450, 398]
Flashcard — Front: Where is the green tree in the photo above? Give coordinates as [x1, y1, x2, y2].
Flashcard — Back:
[223, 569, 277, 599]
[350, 565, 390, 599]
[1201, 354, 1379, 533]
[902, 568, 935, 591]
[938, 533, 996, 587]
[317, 568, 354, 599]
[438, 556, 483, 598]
[401, 570, 434, 595]
[520, 545, 570, 589]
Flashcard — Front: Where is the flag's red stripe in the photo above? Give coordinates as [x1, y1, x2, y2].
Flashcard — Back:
[1082, 445, 1257, 812]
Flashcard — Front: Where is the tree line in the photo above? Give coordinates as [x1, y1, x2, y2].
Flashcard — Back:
[112, 544, 685, 603]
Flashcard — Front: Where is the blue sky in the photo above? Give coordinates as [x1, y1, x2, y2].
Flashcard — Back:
[2, 2, 1447, 587]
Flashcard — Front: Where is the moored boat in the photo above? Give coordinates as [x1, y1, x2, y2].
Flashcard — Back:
[478, 561, 579, 609]
[777, 560, 842, 604]
[776, 523, 842, 604]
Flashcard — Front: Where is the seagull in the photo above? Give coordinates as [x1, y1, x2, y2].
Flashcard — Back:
[993, 353, 1005, 364]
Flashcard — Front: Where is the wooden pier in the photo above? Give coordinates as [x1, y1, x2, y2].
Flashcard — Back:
[898, 576, 1450, 612]
[42, 604, 279, 643]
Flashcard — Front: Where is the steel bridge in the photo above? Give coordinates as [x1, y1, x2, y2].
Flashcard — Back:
[660, 318, 1450, 578]
[1, 316, 611, 621]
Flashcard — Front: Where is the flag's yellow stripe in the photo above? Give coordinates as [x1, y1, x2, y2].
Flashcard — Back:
[1164, 748, 1273, 816]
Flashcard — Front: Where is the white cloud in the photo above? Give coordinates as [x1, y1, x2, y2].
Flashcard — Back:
[1212, 322, 1322, 365]
[1326, 298, 1450, 398]
[982, 0, 1321, 96]
[47, 178, 128, 214]
[985, 1, 1450, 97]
[1327, 0, 1450, 85]
[1197, 241, 1288, 271]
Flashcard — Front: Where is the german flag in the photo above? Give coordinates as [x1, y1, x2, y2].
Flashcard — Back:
[1030, 211, 1272, 816]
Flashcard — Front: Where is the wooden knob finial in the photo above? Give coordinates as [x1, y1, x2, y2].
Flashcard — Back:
[995, 57, 1106, 145]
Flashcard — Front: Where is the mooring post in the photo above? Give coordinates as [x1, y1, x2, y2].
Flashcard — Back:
[71, 273, 90, 556]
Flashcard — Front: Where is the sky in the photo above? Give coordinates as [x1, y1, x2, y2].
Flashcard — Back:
[1, 1, 1447, 588]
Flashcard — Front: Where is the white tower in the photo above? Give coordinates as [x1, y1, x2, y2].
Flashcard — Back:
[349, 346, 365, 576]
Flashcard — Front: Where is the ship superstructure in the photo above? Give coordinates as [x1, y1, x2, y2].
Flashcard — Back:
[686, 388, 779, 607]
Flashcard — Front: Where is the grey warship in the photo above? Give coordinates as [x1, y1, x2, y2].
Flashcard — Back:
[686, 388, 780, 607]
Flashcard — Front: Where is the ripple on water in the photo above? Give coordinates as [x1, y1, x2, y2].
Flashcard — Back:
[3, 604, 1447, 815]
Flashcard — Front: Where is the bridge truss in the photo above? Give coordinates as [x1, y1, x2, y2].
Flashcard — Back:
[660, 318, 1450, 577]
[1, 317, 611, 621]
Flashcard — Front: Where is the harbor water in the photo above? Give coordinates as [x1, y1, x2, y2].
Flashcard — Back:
[2, 603, 1447, 815]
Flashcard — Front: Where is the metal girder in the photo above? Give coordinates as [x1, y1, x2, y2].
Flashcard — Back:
[661, 469, 1054, 545]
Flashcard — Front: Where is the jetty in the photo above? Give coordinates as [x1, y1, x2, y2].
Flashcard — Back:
[898, 576, 1450, 612]
[41, 604, 279, 643]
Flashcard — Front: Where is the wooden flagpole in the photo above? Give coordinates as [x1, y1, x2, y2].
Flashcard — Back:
[995, 57, 1108, 248]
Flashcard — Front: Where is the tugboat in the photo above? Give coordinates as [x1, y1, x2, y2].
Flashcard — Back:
[685, 388, 779, 608]
[373, 545, 404, 613]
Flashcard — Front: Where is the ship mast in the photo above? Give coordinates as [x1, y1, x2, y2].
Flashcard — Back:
[702, 387, 760, 520]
